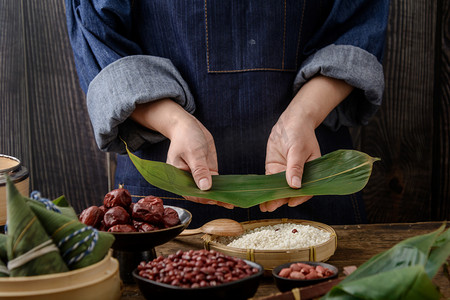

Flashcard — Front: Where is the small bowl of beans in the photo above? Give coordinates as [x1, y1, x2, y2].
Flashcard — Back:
[272, 261, 338, 292]
[133, 249, 264, 300]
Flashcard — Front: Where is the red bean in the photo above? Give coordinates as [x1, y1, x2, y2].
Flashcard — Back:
[278, 263, 334, 280]
[138, 249, 259, 288]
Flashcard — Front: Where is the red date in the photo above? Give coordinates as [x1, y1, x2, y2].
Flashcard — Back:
[104, 206, 130, 227]
[79, 189, 180, 233]
[132, 196, 164, 224]
[163, 207, 181, 228]
[108, 224, 136, 232]
[79, 206, 104, 228]
[103, 188, 132, 209]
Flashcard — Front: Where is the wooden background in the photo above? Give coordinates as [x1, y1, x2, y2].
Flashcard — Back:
[0, 0, 449, 223]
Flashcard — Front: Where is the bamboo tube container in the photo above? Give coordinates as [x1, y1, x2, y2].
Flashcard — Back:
[0, 155, 29, 226]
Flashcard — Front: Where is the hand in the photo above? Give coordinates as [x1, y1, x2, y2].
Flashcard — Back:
[260, 75, 354, 212]
[131, 99, 233, 209]
[260, 105, 319, 212]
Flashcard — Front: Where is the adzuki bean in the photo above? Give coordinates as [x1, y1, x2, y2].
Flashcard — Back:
[137, 249, 259, 288]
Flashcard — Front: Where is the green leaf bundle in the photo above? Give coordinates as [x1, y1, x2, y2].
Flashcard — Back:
[28, 204, 115, 270]
[127, 148, 379, 208]
[5, 177, 69, 276]
[25, 195, 78, 221]
[321, 224, 450, 300]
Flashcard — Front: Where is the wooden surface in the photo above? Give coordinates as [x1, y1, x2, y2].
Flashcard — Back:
[351, 0, 450, 222]
[120, 222, 450, 299]
[0, 0, 449, 221]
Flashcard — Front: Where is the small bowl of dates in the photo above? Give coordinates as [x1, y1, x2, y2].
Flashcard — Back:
[133, 249, 264, 300]
[79, 188, 192, 252]
[272, 261, 338, 292]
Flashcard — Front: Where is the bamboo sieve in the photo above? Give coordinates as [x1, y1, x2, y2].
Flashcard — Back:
[202, 219, 337, 272]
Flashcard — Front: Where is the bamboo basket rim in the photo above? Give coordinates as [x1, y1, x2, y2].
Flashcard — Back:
[0, 250, 117, 285]
[203, 219, 337, 253]
[0, 260, 119, 297]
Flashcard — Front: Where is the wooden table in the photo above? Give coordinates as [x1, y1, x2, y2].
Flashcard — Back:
[121, 222, 450, 299]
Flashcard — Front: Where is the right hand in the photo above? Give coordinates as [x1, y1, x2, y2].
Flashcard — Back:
[131, 99, 233, 209]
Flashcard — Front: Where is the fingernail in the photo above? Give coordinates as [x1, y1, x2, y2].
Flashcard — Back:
[199, 178, 210, 190]
[292, 176, 302, 188]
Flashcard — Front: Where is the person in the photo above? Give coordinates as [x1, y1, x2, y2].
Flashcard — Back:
[65, 0, 389, 227]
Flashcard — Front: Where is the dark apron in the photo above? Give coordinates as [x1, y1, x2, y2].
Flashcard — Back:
[115, 0, 366, 227]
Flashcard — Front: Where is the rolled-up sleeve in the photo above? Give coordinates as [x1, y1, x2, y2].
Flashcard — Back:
[294, 0, 390, 129]
[65, 0, 195, 153]
[87, 55, 195, 153]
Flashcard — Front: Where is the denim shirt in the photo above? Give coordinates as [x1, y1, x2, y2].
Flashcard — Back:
[65, 0, 389, 226]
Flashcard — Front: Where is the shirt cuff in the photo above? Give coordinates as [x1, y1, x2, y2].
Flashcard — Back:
[293, 44, 384, 130]
[87, 55, 195, 154]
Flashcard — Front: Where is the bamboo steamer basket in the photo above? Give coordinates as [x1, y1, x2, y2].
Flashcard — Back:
[203, 219, 337, 272]
[0, 251, 121, 300]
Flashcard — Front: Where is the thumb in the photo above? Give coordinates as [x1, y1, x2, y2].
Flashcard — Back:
[190, 162, 213, 191]
[286, 149, 321, 189]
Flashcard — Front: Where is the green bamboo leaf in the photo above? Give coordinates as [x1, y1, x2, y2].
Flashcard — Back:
[127, 147, 379, 208]
[322, 225, 450, 300]
[426, 226, 450, 278]
[342, 224, 445, 284]
[52, 195, 69, 207]
[323, 266, 441, 300]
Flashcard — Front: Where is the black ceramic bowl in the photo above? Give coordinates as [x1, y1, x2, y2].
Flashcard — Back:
[272, 261, 338, 292]
[133, 259, 264, 300]
[110, 205, 192, 252]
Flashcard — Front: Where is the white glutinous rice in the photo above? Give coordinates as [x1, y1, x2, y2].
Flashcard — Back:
[215, 223, 331, 250]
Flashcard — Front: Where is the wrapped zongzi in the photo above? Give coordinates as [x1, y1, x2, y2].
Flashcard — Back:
[29, 203, 115, 270]
[5, 177, 68, 276]
[26, 192, 78, 220]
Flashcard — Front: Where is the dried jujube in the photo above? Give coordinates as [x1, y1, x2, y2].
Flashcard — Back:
[133, 220, 160, 232]
[108, 224, 136, 232]
[139, 223, 159, 232]
[104, 206, 130, 227]
[132, 196, 164, 224]
[163, 207, 181, 227]
[79, 206, 104, 228]
[103, 188, 132, 209]
[79, 189, 180, 233]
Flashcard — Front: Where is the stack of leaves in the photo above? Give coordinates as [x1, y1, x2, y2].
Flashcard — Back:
[1, 176, 115, 277]
[127, 148, 380, 207]
[321, 224, 450, 300]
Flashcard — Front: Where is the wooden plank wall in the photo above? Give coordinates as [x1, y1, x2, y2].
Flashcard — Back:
[0, 0, 111, 213]
[352, 0, 450, 222]
[0, 0, 449, 222]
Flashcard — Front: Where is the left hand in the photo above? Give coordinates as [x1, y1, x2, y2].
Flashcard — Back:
[260, 75, 354, 212]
